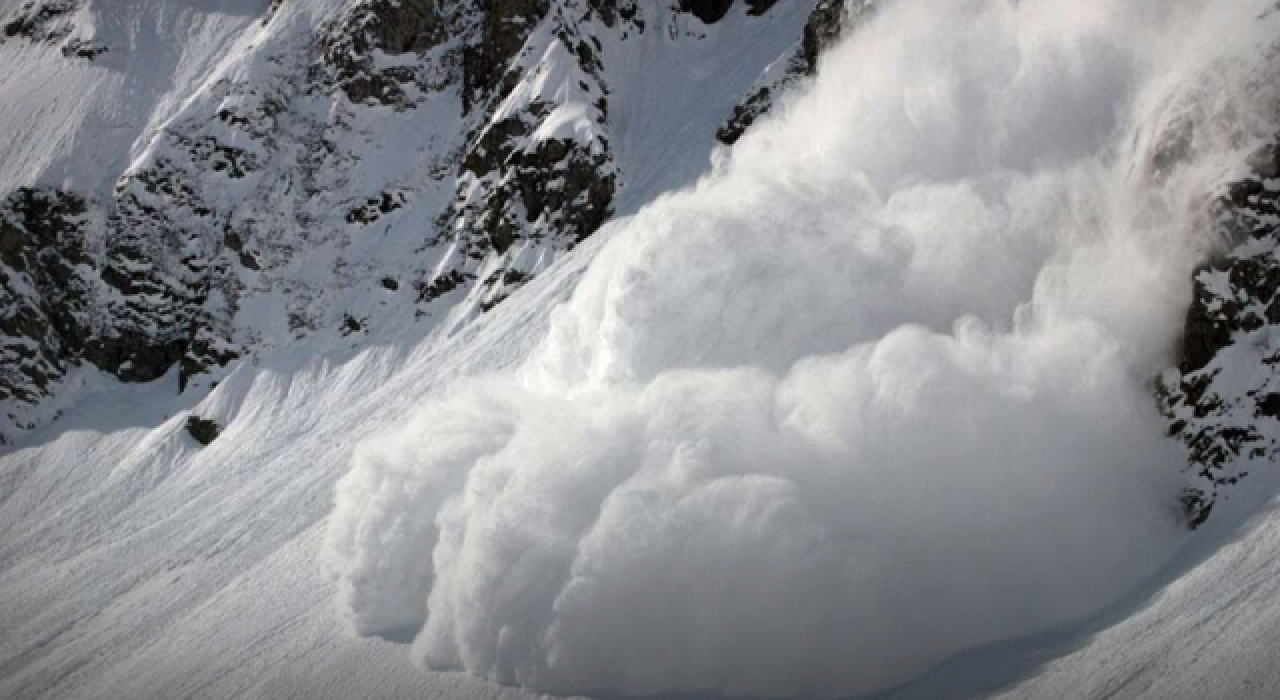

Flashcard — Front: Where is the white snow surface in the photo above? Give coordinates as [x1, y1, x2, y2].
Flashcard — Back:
[0, 0, 299, 197]
[4, 0, 1280, 699]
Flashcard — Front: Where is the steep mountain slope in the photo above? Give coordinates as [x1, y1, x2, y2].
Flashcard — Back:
[0, 0, 844, 696]
[0, 0, 828, 443]
[1160, 136, 1280, 526]
[4, 0, 1280, 699]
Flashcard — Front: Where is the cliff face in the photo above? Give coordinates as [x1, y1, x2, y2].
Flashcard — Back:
[0, 0, 831, 442]
[1161, 137, 1280, 526]
[717, 0, 872, 145]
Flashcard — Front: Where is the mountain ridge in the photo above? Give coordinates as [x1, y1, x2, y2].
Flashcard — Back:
[0, 0, 842, 443]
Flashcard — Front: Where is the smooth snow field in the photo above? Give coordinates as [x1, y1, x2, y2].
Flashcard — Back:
[5, 0, 1280, 699]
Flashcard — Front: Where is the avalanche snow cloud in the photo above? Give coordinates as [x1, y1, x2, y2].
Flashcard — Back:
[329, 0, 1280, 696]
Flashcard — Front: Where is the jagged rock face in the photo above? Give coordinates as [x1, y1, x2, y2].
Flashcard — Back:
[2, 0, 78, 43]
[677, 0, 779, 24]
[312, 0, 617, 311]
[0, 180, 235, 439]
[801, 0, 854, 71]
[679, 0, 736, 24]
[185, 414, 220, 446]
[2, 1, 107, 61]
[0, 189, 95, 426]
[318, 0, 555, 111]
[99, 129, 240, 387]
[319, 0, 453, 107]
[0, 0, 821, 441]
[718, 0, 871, 145]
[582, 0, 640, 28]
[717, 59, 806, 145]
[426, 0, 625, 309]
[462, 0, 551, 111]
[1161, 138, 1280, 527]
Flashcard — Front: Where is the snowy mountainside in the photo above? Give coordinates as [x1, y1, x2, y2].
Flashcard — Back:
[1160, 136, 1280, 526]
[5, 0, 1280, 699]
[0, 0, 832, 442]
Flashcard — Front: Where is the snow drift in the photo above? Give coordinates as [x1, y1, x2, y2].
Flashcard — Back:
[328, 0, 1280, 696]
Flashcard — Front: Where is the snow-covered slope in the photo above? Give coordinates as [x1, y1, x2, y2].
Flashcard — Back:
[0, 0, 823, 442]
[5, 0, 1280, 699]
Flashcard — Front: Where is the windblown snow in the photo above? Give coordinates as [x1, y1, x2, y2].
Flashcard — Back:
[328, 0, 1280, 697]
[4, 0, 1280, 699]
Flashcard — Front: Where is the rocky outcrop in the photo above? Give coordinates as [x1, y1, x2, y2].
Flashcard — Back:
[318, 0, 452, 108]
[185, 414, 220, 446]
[60, 37, 105, 60]
[677, 0, 780, 24]
[2, 0, 78, 43]
[0, 0, 827, 441]
[100, 142, 235, 385]
[1160, 137, 1280, 527]
[2, 1, 107, 61]
[717, 53, 808, 146]
[0, 176, 237, 439]
[461, 0, 551, 112]
[679, 0, 735, 24]
[420, 0, 621, 310]
[0, 188, 95, 438]
[718, 0, 873, 145]
[318, 0, 549, 111]
[801, 0, 856, 71]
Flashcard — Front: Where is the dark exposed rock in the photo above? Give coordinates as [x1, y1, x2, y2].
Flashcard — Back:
[1256, 393, 1280, 419]
[86, 333, 188, 383]
[185, 415, 220, 446]
[319, 0, 451, 107]
[676, 0, 781, 23]
[1161, 135, 1280, 527]
[801, 0, 851, 73]
[319, 0, 549, 110]
[460, 0, 550, 113]
[347, 191, 406, 225]
[3, 1, 108, 62]
[426, 0, 620, 314]
[86, 78, 271, 392]
[0, 160, 238, 406]
[718, 81, 790, 145]
[717, 0, 872, 145]
[341, 314, 367, 336]
[679, 0, 735, 24]
[1177, 260, 1238, 375]
[0, 180, 222, 432]
[3, 1, 78, 44]
[434, 112, 616, 310]
[61, 37, 106, 60]
[416, 268, 471, 304]
[181, 325, 238, 392]
[95, 187, 210, 384]
[583, 0, 640, 29]
[0, 188, 94, 413]
[1, 0, 815, 439]
[223, 231, 245, 252]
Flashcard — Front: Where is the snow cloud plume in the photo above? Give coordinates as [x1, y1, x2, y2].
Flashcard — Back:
[328, 0, 1280, 696]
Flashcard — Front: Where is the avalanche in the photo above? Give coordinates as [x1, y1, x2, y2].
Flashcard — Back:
[328, 0, 1280, 696]
[3, 0, 1280, 699]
